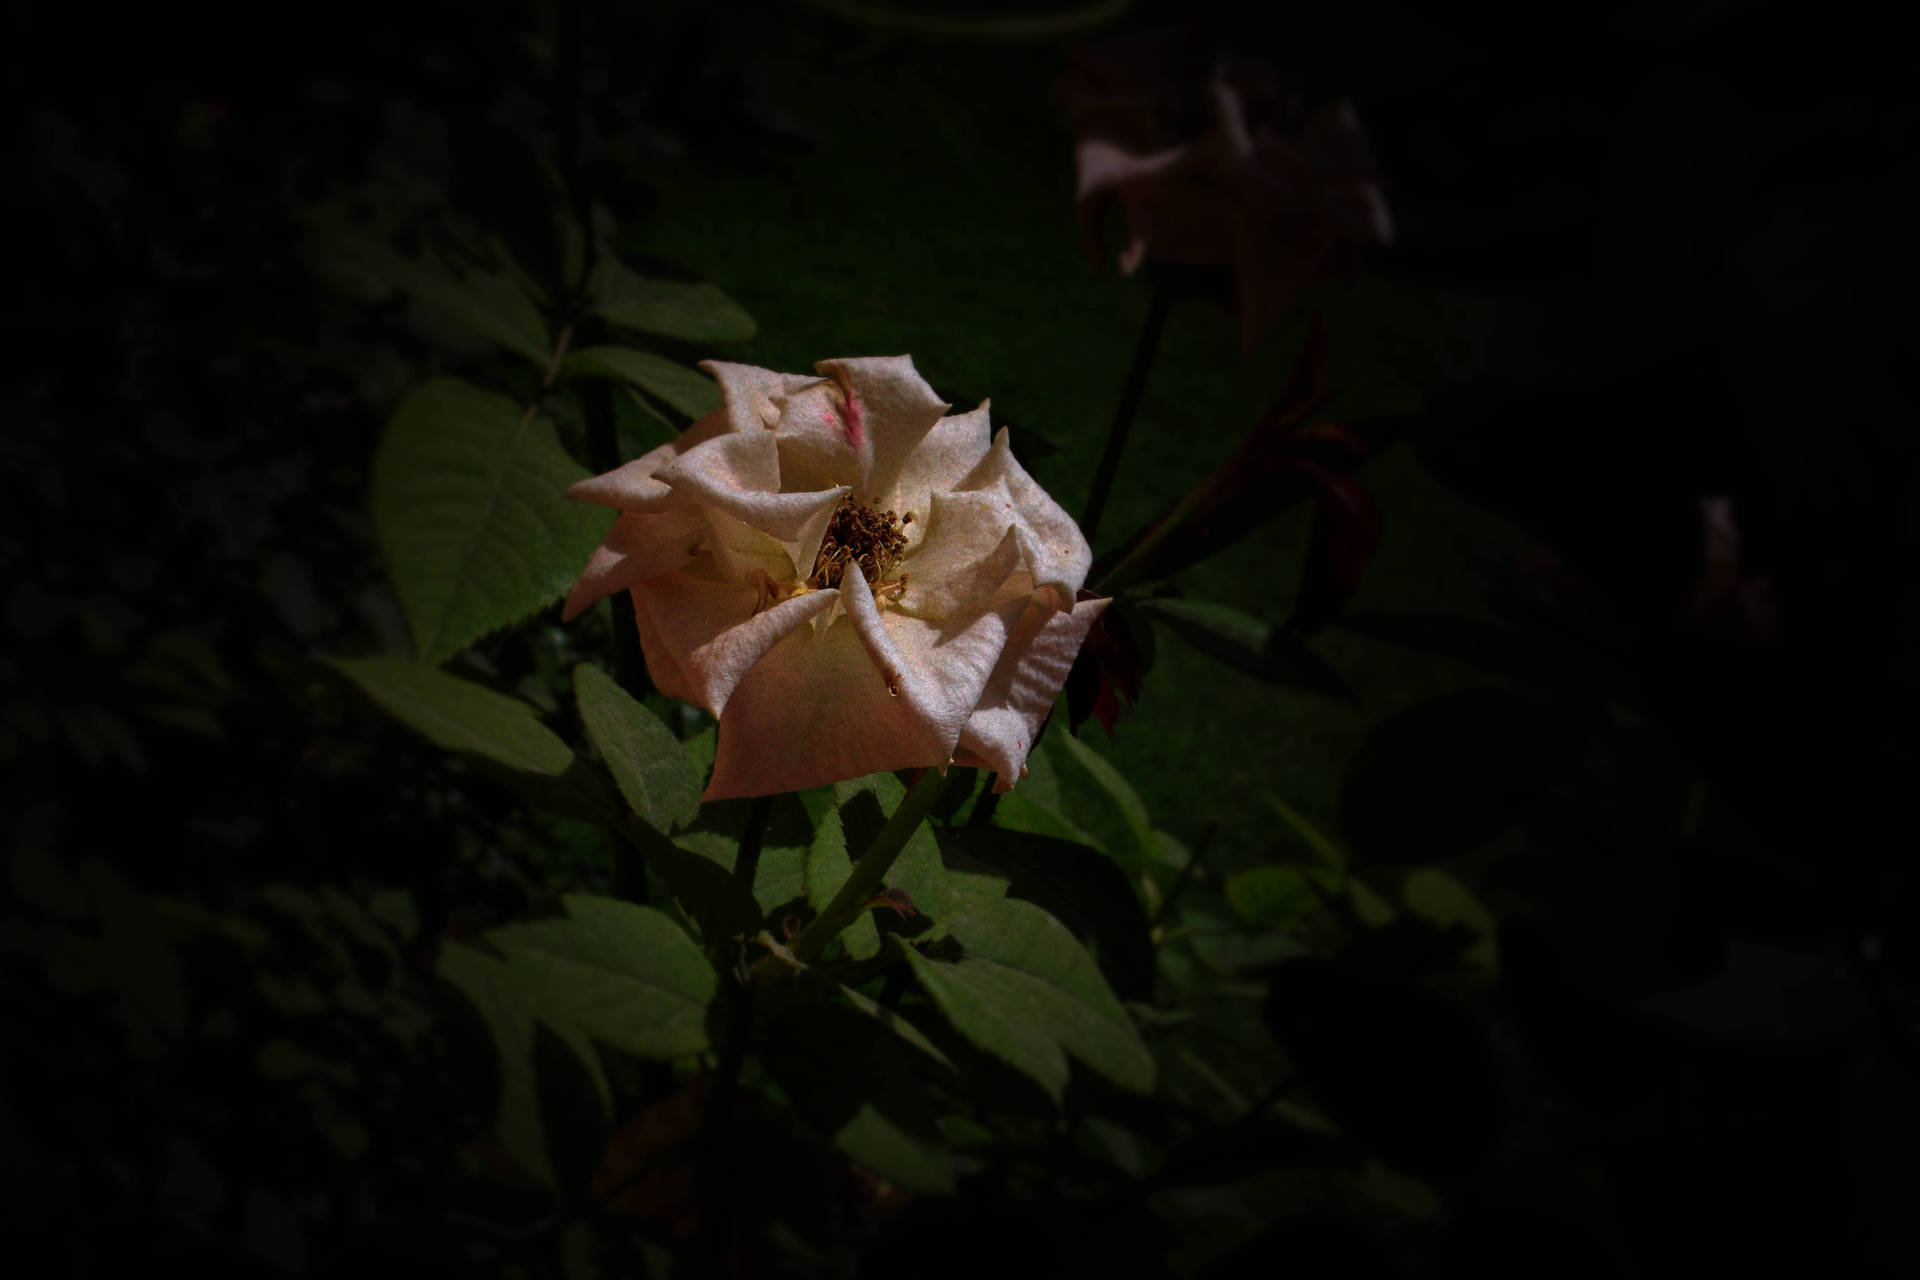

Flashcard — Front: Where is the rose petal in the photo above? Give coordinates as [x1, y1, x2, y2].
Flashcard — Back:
[841, 562, 1018, 754]
[1074, 136, 1192, 203]
[701, 360, 822, 436]
[769, 378, 861, 496]
[692, 507, 806, 587]
[565, 409, 732, 512]
[955, 428, 1092, 608]
[958, 596, 1110, 791]
[896, 494, 1028, 623]
[878, 401, 995, 521]
[816, 356, 951, 503]
[561, 507, 705, 622]
[704, 607, 950, 801]
[630, 590, 696, 704]
[634, 573, 839, 717]
[658, 431, 849, 544]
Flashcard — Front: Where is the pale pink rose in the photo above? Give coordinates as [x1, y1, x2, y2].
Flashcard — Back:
[1062, 32, 1393, 354]
[562, 357, 1104, 800]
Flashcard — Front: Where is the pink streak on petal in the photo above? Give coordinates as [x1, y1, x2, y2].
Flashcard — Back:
[842, 389, 865, 450]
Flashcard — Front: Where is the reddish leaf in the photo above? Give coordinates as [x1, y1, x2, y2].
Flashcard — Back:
[1067, 595, 1154, 737]
[1278, 461, 1382, 638]
[594, 1074, 708, 1237]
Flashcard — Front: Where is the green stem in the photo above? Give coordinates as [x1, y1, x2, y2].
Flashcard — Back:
[1150, 820, 1216, 930]
[791, 768, 948, 964]
[1081, 280, 1171, 545]
[732, 794, 772, 893]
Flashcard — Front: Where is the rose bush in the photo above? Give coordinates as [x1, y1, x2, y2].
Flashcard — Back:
[562, 356, 1104, 800]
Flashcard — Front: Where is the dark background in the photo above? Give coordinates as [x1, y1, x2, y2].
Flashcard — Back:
[4, 0, 1916, 1273]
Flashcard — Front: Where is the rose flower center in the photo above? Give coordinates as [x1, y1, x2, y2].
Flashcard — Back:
[809, 497, 908, 591]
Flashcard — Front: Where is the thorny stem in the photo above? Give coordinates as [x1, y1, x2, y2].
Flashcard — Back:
[1081, 279, 1171, 544]
[790, 768, 949, 965]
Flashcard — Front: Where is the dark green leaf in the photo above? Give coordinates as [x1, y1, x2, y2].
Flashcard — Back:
[988, 739, 1106, 852]
[1263, 793, 1347, 878]
[833, 982, 952, 1069]
[371, 378, 611, 666]
[1050, 729, 1157, 875]
[759, 1002, 954, 1195]
[437, 941, 559, 1187]
[329, 655, 624, 823]
[681, 725, 717, 790]
[322, 226, 551, 367]
[573, 663, 702, 833]
[563, 347, 723, 419]
[623, 819, 764, 945]
[806, 807, 880, 961]
[901, 898, 1155, 1102]
[488, 895, 717, 1060]
[326, 654, 569, 775]
[1138, 597, 1354, 701]
[589, 258, 756, 343]
[1400, 868, 1499, 973]
[1224, 867, 1319, 927]
[936, 826, 1155, 1002]
[833, 774, 1003, 942]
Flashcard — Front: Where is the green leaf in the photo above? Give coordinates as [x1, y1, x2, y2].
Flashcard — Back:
[886, 823, 1007, 945]
[1175, 908, 1308, 975]
[1224, 867, 1319, 927]
[1264, 794, 1347, 879]
[625, 818, 765, 945]
[326, 654, 569, 774]
[327, 656, 622, 823]
[323, 227, 551, 368]
[1050, 729, 1157, 875]
[806, 808, 880, 961]
[836, 1104, 954, 1195]
[469, 755, 629, 828]
[616, 385, 679, 455]
[372, 377, 611, 666]
[573, 664, 702, 833]
[671, 793, 812, 922]
[1400, 868, 1499, 973]
[589, 258, 756, 343]
[563, 347, 722, 419]
[681, 725, 717, 790]
[901, 898, 1155, 1103]
[833, 982, 952, 1069]
[1138, 597, 1355, 701]
[437, 941, 558, 1187]
[989, 740, 1106, 852]
[487, 895, 717, 1060]
[937, 826, 1155, 1002]
[759, 1002, 954, 1195]
[832, 774, 1004, 942]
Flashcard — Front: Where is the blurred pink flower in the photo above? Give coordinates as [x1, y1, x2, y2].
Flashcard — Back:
[563, 357, 1103, 800]
[1688, 495, 1776, 645]
[1062, 29, 1392, 354]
